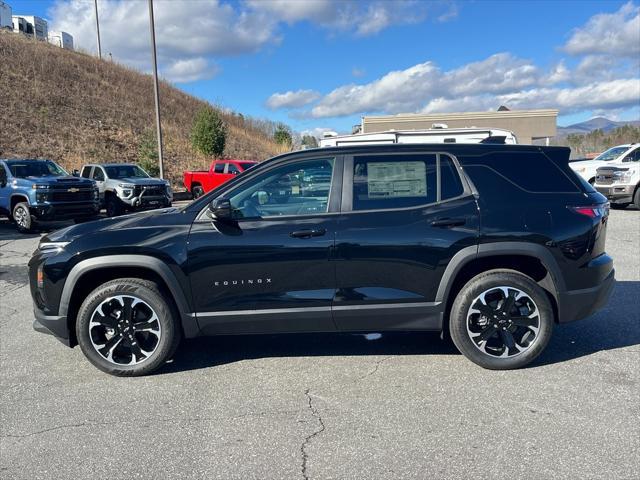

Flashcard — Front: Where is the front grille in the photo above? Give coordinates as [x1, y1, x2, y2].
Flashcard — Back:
[134, 185, 165, 196]
[50, 189, 94, 202]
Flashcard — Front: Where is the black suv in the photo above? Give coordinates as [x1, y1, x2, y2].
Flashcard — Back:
[28, 144, 614, 376]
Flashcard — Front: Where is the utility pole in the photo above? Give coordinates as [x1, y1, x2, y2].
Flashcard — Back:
[148, 0, 164, 179]
[94, 0, 102, 59]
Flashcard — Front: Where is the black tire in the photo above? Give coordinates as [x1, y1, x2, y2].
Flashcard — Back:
[192, 185, 204, 199]
[610, 203, 629, 210]
[634, 188, 640, 210]
[12, 202, 35, 233]
[449, 269, 554, 370]
[105, 196, 123, 217]
[76, 278, 182, 376]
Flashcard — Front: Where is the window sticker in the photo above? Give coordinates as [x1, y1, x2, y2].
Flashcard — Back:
[367, 161, 427, 198]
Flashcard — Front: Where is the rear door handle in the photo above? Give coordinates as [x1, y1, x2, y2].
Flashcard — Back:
[430, 218, 466, 228]
[290, 228, 327, 239]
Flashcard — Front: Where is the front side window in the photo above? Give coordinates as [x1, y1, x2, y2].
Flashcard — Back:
[228, 158, 334, 219]
[81, 166, 92, 178]
[104, 165, 149, 179]
[353, 155, 437, 211]
[622, 148, 640, 162]
[214, 163, 225, 174]
[92, 168, 105, 181]
[6, 160, 67, 178]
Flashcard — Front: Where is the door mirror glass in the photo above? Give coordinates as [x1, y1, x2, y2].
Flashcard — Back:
[72, 169, 80, 177]
[209, 198, 232, 220]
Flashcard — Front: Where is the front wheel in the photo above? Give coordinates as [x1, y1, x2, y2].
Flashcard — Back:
[76, 278, 182, 376]
[449, 269, 554, 370]
[105, 196, 123, 217]
[13, 202, 35, 233]
[633, 188, 640, 210]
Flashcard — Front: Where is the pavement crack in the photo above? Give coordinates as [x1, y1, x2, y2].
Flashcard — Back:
[1, 420, 121, 438]
[300, 389, 326, 480]
[357, 355, 392, 382]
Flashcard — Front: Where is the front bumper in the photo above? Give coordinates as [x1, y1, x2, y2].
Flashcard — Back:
[595, 184, 634, 204]
[29, 201, 100, 221]
[557, 268, 615, 323]
[33, 307, 72, 346]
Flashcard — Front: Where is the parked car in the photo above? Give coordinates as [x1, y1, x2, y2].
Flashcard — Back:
[593, 151, 640, 209]
[570, 144, 639, 184]
[183, 160, 258, 199]
[28, 144, 614, 376]
[79, 163, 172, 217]
[0, 159, 99, 232]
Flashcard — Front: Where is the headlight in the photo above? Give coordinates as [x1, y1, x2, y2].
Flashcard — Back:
[93, 188, 99, 199]
[118, 183, 135, 189]
[32, 184, 50, 190]
[39, 241, 69, 253]
[574, 167, 585, 173]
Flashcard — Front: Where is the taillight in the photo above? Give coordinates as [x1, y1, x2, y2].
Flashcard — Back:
[568, 204, 609, 218]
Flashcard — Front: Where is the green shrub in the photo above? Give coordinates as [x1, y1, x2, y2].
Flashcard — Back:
[191, 106, 227, 157]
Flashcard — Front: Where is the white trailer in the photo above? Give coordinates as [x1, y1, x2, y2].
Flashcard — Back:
[0, 1, 12, 30]
[48, 31, 74, 50]
[12, 14, 47, 40]
[319, 125, 518, 147]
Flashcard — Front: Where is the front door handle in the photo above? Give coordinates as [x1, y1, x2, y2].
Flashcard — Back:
[430, 218, 466, 228]
[290, 228, 327, 239]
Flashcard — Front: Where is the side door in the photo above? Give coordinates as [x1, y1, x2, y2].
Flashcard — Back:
[0, 163, 9, 215]
[91, 166, 106, 201]
[187, 155, 342, 335]
[333, 151, 479, 331]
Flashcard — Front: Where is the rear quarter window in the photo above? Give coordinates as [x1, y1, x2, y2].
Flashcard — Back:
[464, 151, 579, 193]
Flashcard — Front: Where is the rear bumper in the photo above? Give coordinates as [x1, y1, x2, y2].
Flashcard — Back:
[558, 268, 615, 323]
[595, 185, 634, 204]
[33, 307, 72, 347]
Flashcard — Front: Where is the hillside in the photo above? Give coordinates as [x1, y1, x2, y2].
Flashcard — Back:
[557, 117, 640, 136]
[0, 31, 287, 187]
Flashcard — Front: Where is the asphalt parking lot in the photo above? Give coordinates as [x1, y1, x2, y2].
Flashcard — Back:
[1, 207, 638, 480]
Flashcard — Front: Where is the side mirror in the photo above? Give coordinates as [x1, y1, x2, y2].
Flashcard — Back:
[208, 198, 232, 220]
[72, 169, 80, 177]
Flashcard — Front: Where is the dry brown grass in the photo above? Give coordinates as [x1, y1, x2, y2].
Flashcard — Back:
[0, 31, 287, 187]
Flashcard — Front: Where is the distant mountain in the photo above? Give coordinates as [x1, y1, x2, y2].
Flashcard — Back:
[558, 117, 640, 136]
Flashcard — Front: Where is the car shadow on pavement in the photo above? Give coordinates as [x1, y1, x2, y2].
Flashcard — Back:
[537, 280, 640, 366]
[159, 281, 640, 375]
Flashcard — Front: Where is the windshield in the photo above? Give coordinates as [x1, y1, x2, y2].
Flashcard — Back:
[6, 160, 68, 178]
[104, 165, 149, 179]
[240, 162, 257, 171]
[594, 146, 629, 161]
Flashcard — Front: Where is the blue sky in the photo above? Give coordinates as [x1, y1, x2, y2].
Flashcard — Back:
[11, 0, 640, 135]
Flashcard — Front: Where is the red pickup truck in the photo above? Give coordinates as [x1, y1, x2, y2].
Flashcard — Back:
[183, 159, 258, 198]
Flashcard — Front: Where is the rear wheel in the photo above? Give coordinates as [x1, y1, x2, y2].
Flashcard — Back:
[76, 278, 182, 376]
[12, 202, 34, 233]
[192, 185, 204, 199]
[449, 270, 554, 370]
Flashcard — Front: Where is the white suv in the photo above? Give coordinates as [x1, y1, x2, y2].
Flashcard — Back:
[571, 144, 640, 184]
[593, 147, 640, 209]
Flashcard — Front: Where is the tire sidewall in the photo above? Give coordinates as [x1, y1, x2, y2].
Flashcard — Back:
[634, 188, 640, 210]
[192, 186, 204, 199]
[76, 280, 177, 376]
[13, 202, 33, 232]
[106, 197, 121, 217]
[449, 270, 554, 370]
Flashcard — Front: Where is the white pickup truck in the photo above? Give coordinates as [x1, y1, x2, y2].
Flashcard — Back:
[570, 144, 640, 184]
[593, 147, 640, 209]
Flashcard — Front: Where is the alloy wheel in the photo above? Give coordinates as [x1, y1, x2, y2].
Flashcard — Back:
[14, 206, 28, 228]
[89, 295, 162, 365]
[466, 286, 540, 358]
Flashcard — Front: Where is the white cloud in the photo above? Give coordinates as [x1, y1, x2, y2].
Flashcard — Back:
[352, 67, 366, 78]
[266, 90, 321, 109]
[49, 0, 278, 83]
[563, 1, 640, 57]
[162, 58, 219, 83]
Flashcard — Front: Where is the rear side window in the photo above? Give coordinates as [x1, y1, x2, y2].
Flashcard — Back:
[352, 154, 437, 211]
[214, 163, 225, 174]
[81, 166, 92, 178]
[227, 163, 240, 174]
[473, 151, 579, 193]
